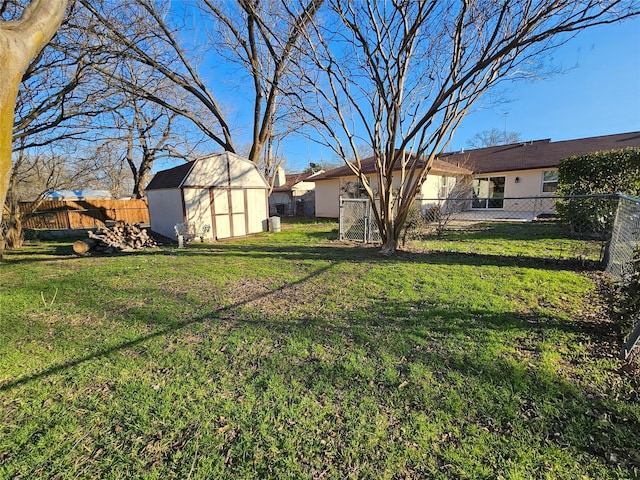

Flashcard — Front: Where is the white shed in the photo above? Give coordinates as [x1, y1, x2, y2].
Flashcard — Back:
[146, 152, 269, 241]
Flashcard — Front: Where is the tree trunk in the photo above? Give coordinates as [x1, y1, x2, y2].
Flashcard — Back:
[5, 213, 23, 249]
[377, 214, 399, 255]
[379, 237, 398, 255]
[0, 0, 67, 212]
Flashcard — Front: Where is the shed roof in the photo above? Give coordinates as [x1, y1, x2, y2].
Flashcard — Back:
[147, 152, 269, 191]
[146, 162, 195, 190]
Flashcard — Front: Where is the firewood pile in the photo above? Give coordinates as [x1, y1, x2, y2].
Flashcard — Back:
[73, 221, 157, 254]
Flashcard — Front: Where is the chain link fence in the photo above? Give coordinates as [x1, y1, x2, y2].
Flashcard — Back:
[606, 195, 640, 280]
[339, 194, 637, 275]
[339, 198, 380, 243]
[605, 195, 640, 359]
[339, 193, 640, 357]
[415, 194, 624, 238]
[340, 195, 624, 242]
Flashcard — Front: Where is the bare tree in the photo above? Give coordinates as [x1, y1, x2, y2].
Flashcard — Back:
[90, 144, 133, 199]
[98, 58, 208, 198]
[200, 0, 324, 171]
[5, 0, 142, 246]
[4, 142, 103, 248]
[12, 1, 114, 152]
[13, 1, 209, 202]
[467, 128, 521, 148]
[0, 0, 67, 221]
[297, 0, 639, 254]
[80, 0, 324, 178]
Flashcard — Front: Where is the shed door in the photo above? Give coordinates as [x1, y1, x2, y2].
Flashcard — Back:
[211, 188, 248, 239]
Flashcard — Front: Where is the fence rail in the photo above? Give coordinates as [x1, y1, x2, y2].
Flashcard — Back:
[19, 199, 149, 230]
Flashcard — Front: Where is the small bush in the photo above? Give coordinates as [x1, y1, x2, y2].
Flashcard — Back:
[422, 205, 441, 222]
[401, 206, 423, 246]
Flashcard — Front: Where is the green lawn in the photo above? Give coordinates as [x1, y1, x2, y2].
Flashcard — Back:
[1, 220, 638, 479]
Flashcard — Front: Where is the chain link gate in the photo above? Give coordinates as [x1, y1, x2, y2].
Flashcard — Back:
[339, 198, 380, 243]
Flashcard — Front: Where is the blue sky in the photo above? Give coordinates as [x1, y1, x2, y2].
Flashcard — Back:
[278, 14, 640, 172]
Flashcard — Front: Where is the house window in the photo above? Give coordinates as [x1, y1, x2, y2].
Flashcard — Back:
[438, 176, 459, 198]
[542, 170, 558, 193]
[472, 176, 505, 209]
[439, 176, 450, 198]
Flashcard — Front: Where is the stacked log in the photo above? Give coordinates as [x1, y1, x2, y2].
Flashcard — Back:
[72, 238, 97, 254]
[74, 221, 157, 254]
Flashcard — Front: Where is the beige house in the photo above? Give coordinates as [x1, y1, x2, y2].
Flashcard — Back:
[314, 158, 472, 218]
[269, 168, 324, 216]
[146, 152, 269, 241]
[314, 131, 640, 218]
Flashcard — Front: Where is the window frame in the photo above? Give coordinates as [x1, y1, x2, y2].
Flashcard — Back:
[541, 170, 558, 193]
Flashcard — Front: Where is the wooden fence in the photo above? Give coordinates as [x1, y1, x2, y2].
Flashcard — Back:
[19, 199, 150, 230]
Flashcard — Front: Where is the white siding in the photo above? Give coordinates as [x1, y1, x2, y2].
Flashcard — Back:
[184, 157, 228, 187]
[212, 189, 231, 239]
[420, 175, 441, 198]
[230, 189, 246, 237]
[225, 153, 269, 188]
[182, 153, 269, 189]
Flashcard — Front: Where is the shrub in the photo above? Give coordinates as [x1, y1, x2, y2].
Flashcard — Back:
[401, 205, 423, 247]
[422, 204, 441, 222]
[557, 148, 640, 236]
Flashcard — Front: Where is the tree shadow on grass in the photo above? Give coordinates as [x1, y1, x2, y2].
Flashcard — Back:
[428, 221, 595, 242]
[0, 252, 609, 394]
[180, 242, 603, 272]
[3, 245, 600, 272]
[1, 262, 638, 474]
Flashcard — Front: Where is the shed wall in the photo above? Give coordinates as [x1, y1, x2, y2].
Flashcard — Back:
[228, 156, 269, 188]
[147, 189, 184, 240]
[185, 158, 227, 187]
